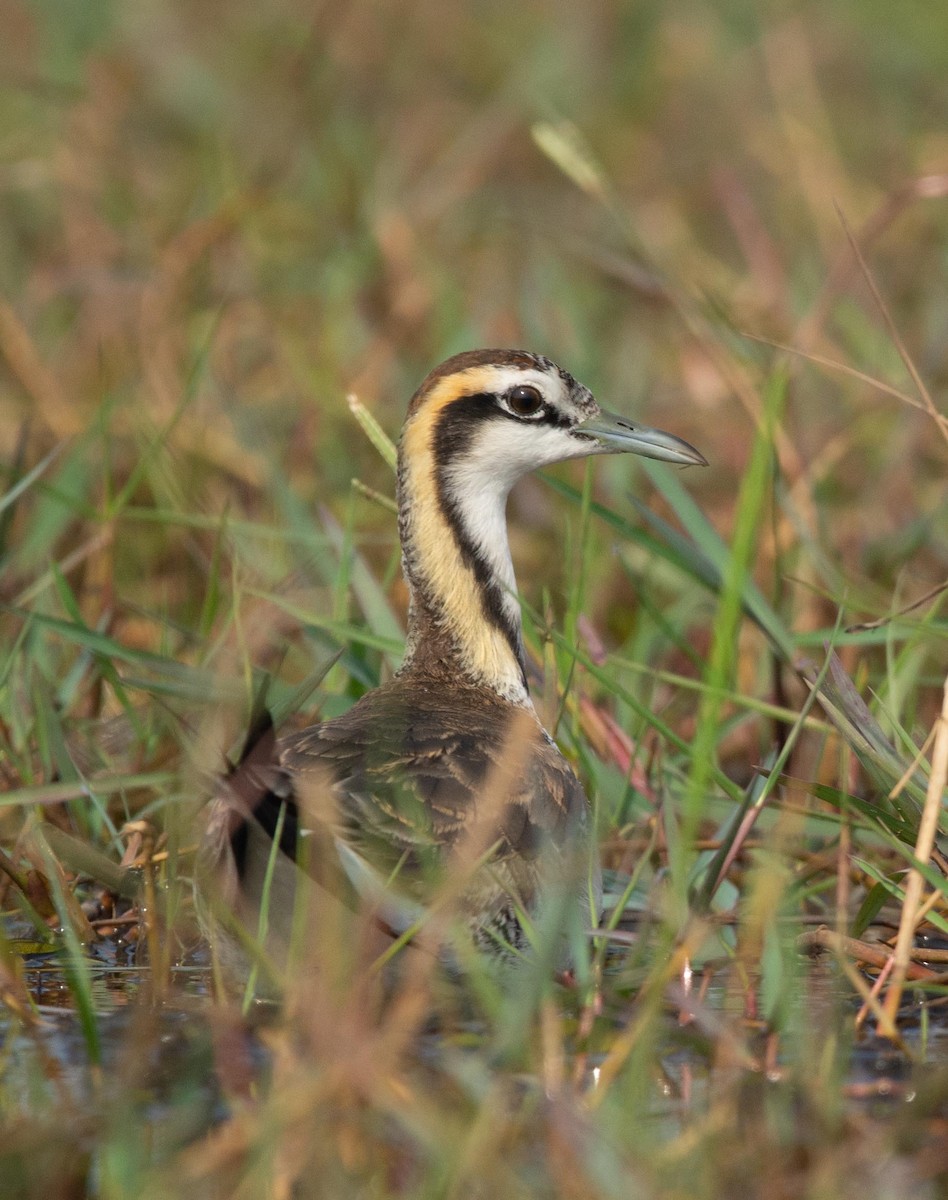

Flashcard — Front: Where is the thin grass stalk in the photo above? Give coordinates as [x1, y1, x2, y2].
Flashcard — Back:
[881, 674, 948, 1033]
[672, 371, 788, 898]
[693, 612, 842, 910]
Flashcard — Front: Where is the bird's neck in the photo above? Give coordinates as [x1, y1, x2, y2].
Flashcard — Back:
[395, 412, 531, 705]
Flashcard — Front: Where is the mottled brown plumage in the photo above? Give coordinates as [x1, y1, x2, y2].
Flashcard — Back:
[201, 349, 705, 973]
[204, 671, 594, 967]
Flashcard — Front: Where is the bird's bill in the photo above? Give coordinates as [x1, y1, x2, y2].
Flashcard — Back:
[574, 409, 708, 467]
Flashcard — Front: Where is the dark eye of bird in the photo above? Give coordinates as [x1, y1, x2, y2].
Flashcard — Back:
[507, 385, 544, 418]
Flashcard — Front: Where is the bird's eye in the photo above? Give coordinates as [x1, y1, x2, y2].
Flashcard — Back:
[507, 385, 544, 418]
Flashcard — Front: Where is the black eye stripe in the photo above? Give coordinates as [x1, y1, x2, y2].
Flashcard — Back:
[431, 391, 578, 467]
[433, 393, 501, 461]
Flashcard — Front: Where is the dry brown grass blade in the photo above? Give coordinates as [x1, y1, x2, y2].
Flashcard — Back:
[741, 331, 948, 430]
[23, 829, 97, 944]
[796, 173, 948, 349]
[798, 927, 939, 983]
[834, 201, 948, 450]
[0, 299, 82, 439]
[0, 952, 42, 1028]
[846, 579, 948, 634]
[881, 675, 948, 1035]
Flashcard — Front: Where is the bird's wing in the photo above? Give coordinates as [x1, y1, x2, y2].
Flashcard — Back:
[279, 682, 587, 872]
[208, 680, 589, 926]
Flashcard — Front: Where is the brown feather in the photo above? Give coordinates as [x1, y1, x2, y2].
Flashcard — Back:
[198, 349, 626, 972]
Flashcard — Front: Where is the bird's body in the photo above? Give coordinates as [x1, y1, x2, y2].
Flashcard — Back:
[202, 349, 705, 973]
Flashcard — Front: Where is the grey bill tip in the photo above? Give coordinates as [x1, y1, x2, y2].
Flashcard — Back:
[575, 409, 709, 467]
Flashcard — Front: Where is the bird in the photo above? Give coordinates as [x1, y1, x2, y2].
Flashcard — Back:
[200, 348, 706, 977]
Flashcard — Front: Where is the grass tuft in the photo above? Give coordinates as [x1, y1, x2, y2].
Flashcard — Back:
[1, 3, 947, 1196]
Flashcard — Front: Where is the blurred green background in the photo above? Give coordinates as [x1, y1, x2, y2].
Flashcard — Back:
[2, 0, 945, 591]
[1, 5, 948, 1197]
[2, 0, 946, 827]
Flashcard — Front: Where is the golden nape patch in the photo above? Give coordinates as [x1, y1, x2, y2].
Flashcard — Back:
[400, 371, 525, 697]
[405, 356, 539, 420]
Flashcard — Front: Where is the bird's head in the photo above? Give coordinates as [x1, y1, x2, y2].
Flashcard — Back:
[394, 349, 706, 696]
[401, 348, 707, 498]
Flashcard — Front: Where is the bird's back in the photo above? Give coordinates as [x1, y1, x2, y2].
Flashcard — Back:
[205, 671, 597, 968]
[199, 347, 704, 978]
